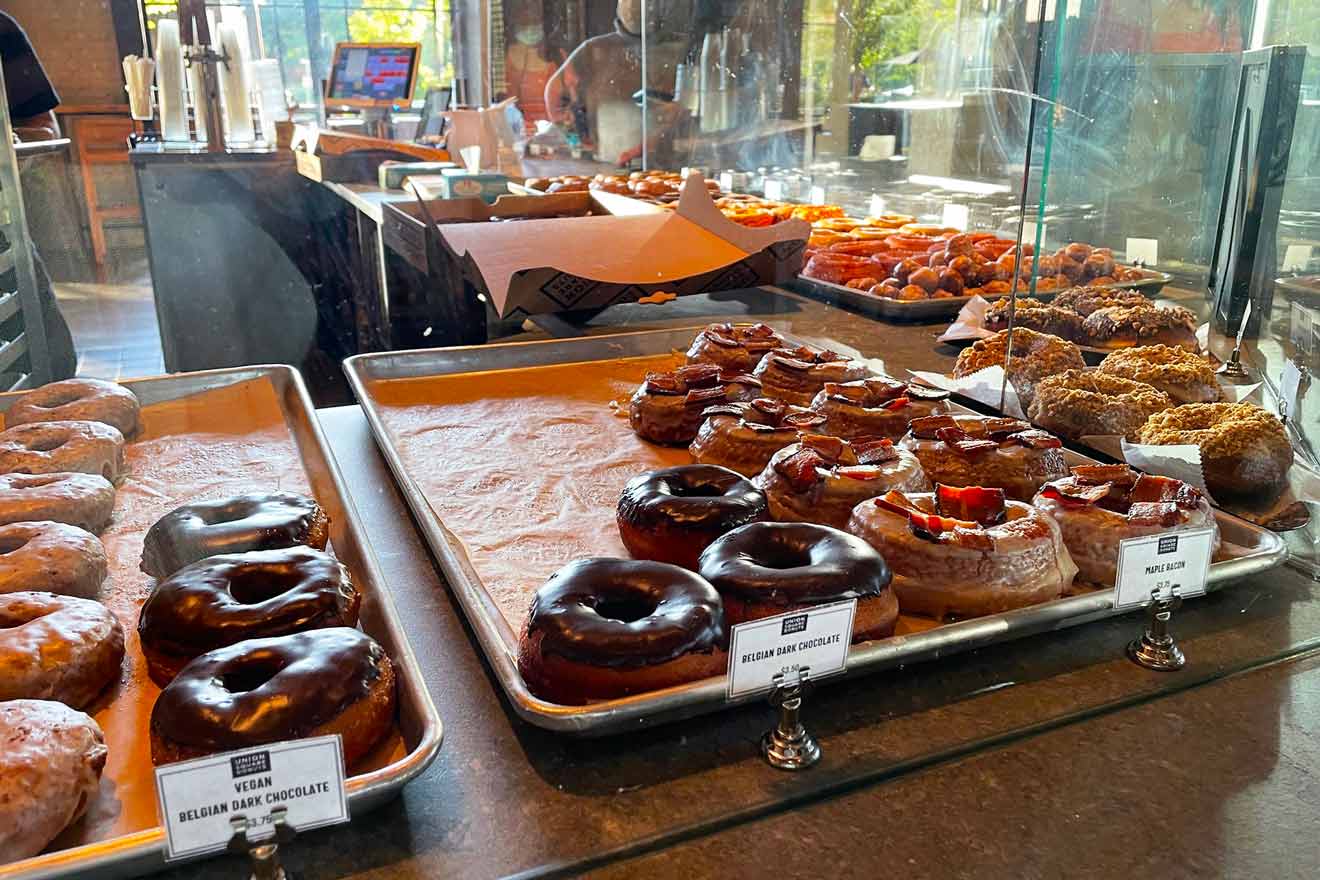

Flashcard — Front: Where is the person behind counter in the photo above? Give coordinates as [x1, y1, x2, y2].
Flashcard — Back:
[0, 11, 77, 379]
[543, 0, 688, 165]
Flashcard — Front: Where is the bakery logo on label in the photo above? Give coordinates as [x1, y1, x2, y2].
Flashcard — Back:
[1158, 535, 1179, 554]
[780, 614, 809, 636]
[230, 751, 272, 778]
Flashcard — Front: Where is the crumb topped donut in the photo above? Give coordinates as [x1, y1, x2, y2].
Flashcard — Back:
[808, 377, 951, 439]
[141, 491, 330, 579]
[5, 378, 140, 436]
[628, 363, 761, 445]
[1097, 345, 1221, 404]
[0, 472, 116, 533]
[0, 699, 107, 860]
[0, 591, 124, 708]
[1138, 403, 1294, 501]
[1082, 303, 1199, 351]
[0, 522, 107, 598]
[751, 345, 870, 405]
[685, 322, 784, 373]
[1028, 370, 1173, 441]
[954, 328, 1086, 407]
[0, 420, 125, 481]
[689, 397, 827, 477]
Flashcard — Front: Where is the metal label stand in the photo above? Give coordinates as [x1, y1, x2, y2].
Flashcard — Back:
[1127, 592, 1186, 671]
[227, 806, 297, 880]
[762, 669, 821, 770]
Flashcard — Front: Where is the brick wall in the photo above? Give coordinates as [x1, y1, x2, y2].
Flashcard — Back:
[6, 0, 124, 105]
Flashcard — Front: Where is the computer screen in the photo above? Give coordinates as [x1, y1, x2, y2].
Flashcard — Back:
[326, 43, 421, 108]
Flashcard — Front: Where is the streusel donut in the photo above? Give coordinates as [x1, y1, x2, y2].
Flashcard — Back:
[954, 328, 1086, 407]
[1096, 345, 1221, 404]
[1028, 370, 1173, 441]
[1082, 304, 1199, 351]
[1138, 403, 1294, 501]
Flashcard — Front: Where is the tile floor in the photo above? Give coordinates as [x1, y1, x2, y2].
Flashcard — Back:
[54, 258, 166, 380]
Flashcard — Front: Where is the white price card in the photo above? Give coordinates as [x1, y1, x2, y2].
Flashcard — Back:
[1280, 360, 1304, 418]
[726, 600, 855, 699]
[764, 179, 788, 202]
[1022, 221, 1046, 246]
[941, 203, 970, 230]
[1282, 244, 1314, 272]
[869, 194, 886, 218]
[810, 185, 827, 206]
[155, 735, 348, 861]
[1126, 237, 1159, 267]
[1113, 528, 1216, 611]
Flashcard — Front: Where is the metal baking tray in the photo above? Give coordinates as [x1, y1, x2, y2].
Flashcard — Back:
[787, 270, 1173, 322]
[344, 328, 1286, 736]
[0, 365, 443, 880]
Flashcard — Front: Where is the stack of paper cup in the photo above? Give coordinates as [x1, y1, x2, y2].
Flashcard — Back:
[217, 22, 254, 143]
[122, 55, 155, 121]
[154, 20, 188, 141]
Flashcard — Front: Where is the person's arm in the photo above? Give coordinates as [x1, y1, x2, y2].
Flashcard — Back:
[0, 13, 61, 141]
[543, 41, 589, 125]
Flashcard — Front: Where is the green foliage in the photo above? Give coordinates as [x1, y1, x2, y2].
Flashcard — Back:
[346, 0, 453, 96]
[851, 0, 958, 91]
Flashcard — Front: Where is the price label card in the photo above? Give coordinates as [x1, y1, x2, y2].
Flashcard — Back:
[1022, 221, 1047, 245]
[1126, 237, 1160, 267]
[155, 735, 348, 861]
[1280, 360, 1304, 418]
[810, 185, 827, 206]
[1283, 244, 1314, 272]
[726, 600, 855, 699]
[869, 194, 886, 218]
[941, 203, 970, 230]
[764, 179, 787, 202]
[1290, 302, 1314, 355]
[1113, 528, 1216, 611]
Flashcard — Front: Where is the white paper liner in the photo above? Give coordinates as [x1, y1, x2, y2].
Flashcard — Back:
[937, 295, 995, 343]
[910, 366, 1027, 420]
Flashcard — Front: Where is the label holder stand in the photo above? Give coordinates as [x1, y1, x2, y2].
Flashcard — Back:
[1127, 590, 1186, 671]
[761, 668, 820, 770]
[227, 806, 296, 880]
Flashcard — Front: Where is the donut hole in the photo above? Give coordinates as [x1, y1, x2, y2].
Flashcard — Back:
[594, 596, 656, 623]
[666, 481, 724, 498]
[26, 434, 69, 452]
[756, 543, 814, 570]
[227, 569, 292, 605]
[221, 661, 284, 694]
[0, 534, 31, 555]
[0, 609, 49, 628]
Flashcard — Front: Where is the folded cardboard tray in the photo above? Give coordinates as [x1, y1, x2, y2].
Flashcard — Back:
[382, 173, 810, 320]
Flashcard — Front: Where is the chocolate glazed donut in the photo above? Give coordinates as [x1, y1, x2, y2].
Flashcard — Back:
[617, 465, 768, 570]
[141, 491, 330, 578]
[150, 627, 395, 766]
[698, 522, 898, 642]
[137, 547, 361, 686]
[516, 558, 727, 704]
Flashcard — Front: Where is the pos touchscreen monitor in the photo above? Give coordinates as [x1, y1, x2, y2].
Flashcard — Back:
[326, 42, 421, 108]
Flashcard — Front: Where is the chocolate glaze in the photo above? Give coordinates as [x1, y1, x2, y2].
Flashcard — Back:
[151, 627, 385, 750]
[525, 558, 725, 667]
[141, 492, 328, 578]
[617, 465, 767, 532]
[138, 547, 359, 657]
[699, 521, 891, 605]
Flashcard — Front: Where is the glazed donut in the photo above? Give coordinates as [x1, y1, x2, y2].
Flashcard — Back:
[1052, 287, 1149, 317]
[0, 699, 106, 860]
[1082, 303, 1199, 351]
[684, 322, 784, 373]
[0, 522, 107, 598]
[617, 465, 767, 571]
[5, 378, 140, 436]
[847, 487, 1077, 619]
[0, 472, 116, 533]
[150, 628, 395, 766]
[953, 328, 1086, 408]
[1138, 403, 1294, 502]
[699, 521, 897, 641]
[755, 434, 929, 529]
[140, 491, 330, 579]
[629, 364, 761, 445]
[984, 298, 1084, 342]
[0, 420, 125, 481]
[1028, 370, 1173, 441]
[1096, 345, 1222, 404]
[0, 591, 124, 708]
[752, 346, 870, 406]
[899, 416, 1068, 502]
[138, 547, 361, 686]
[516, 558, 726, 705]
[689, 398, 827, 477]
[809, 377, 951, 440]
[1035, 465, 1220, 586]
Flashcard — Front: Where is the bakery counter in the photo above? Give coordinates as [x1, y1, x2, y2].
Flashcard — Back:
[149, 398, 1318, 880]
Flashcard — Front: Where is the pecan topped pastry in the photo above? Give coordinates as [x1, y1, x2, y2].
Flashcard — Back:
[685, 322, 784, 373]
[809, 377, 951, 440]
[628, 363, 761, 445]
[1051, 287, 1149, 317]
[689, 397, 827, 477]
[1096, 345, 1221, 404]
[754, 433, 929, 529]
[984, 297, 1085, 342]
[899, 415, 1068, 502]
[953, 328, 1086, 408]
[751, 345, 871, 405]
[1081, 303, 1199, 352]
[1034, 465, 1219, 586]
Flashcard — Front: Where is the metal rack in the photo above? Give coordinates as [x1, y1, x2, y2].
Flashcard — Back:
[0, 65, 54, 389]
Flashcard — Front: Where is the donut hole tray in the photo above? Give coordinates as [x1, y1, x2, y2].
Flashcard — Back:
[343, 327, 1285, 736]
[0, 366, 442, 880]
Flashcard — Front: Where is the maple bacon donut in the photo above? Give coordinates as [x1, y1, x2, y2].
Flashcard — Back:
[0, 420, 125, 481]
[752, 345, 870, 405]
[809, 377, 951, 440]
[517, 558, 726, 705]
[0, 521, 108, 598]
[0, 472, 116, 533]
[628, 364, 761, 445]
[150, 628, 395, 766]
[689, 398, 827, 477]
[617, 465, 768, 571]
[900, 416, 1067, 502]
[0, 591, 125, 708]
[685, 322, 784, 373]
[5, 378, 140, 436]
